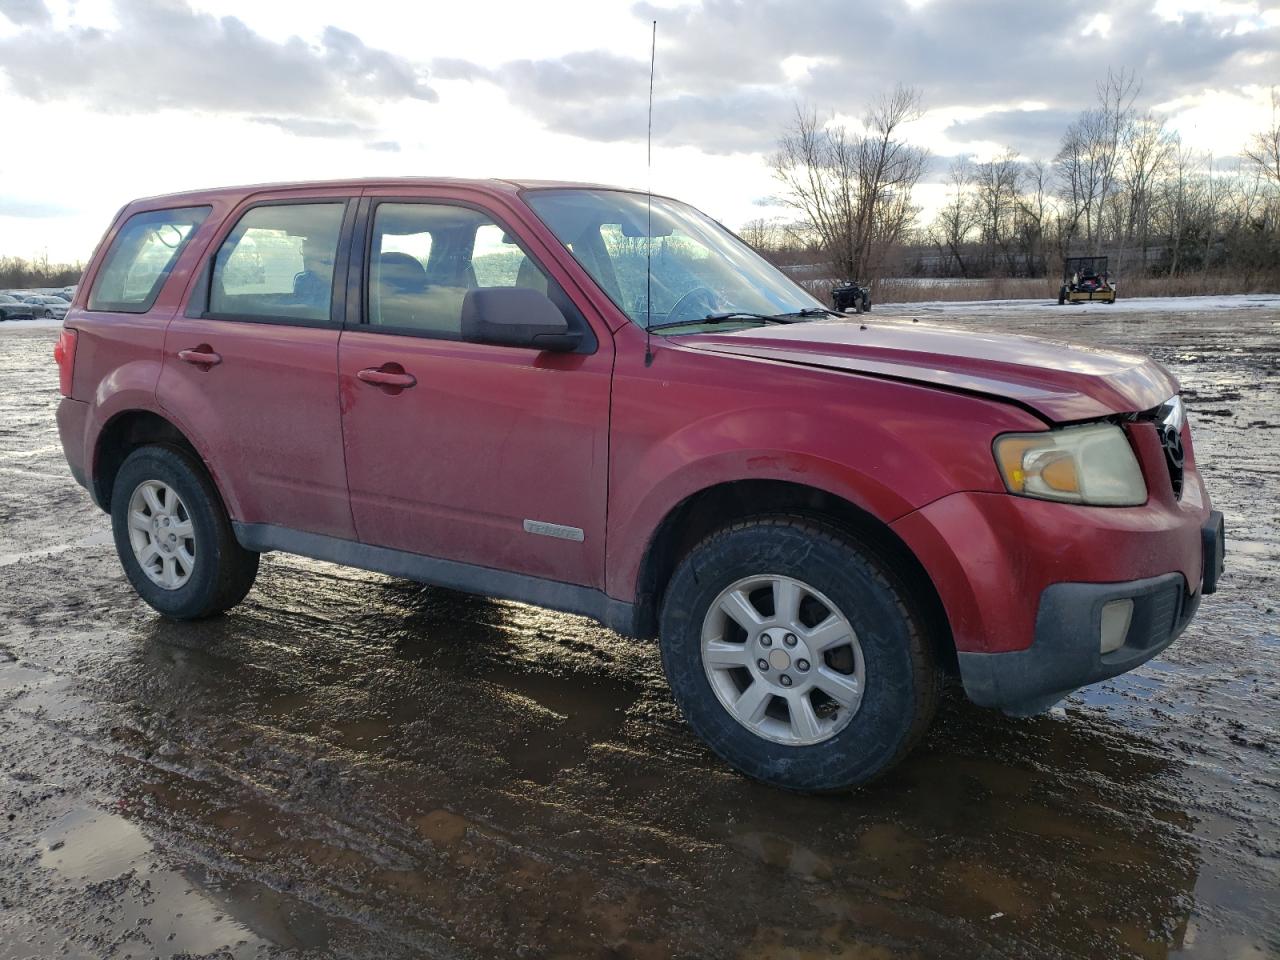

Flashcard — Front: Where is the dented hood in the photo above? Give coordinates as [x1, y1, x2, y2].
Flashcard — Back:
[677, 319, 1178, 423]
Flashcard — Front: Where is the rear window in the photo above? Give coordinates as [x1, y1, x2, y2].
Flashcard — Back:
[208, 202, 346, 324]
[88, 206, 210, 313]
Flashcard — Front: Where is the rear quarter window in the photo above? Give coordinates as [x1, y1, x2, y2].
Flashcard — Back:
[87, 206, 211, 314]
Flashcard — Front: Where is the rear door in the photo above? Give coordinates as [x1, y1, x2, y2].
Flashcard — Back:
[337, 188, 613, 588]
[158, 190, 357, 539]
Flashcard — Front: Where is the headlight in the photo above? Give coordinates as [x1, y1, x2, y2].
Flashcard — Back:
[993, 422, 1146, 506]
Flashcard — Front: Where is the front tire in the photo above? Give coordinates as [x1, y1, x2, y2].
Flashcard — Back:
[110, 445, 259, 620]
[659, 517, 941, 791]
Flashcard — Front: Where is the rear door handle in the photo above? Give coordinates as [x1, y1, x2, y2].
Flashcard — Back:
[357, 364, 417, 390]
[178, 345, 221, 367]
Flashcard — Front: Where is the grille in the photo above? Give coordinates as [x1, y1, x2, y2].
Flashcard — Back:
[1159, 421, 1185, 498]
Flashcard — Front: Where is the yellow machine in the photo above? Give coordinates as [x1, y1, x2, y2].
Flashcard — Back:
[1058, 256, 1116, 304]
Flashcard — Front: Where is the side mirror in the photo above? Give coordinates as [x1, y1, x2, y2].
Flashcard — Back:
[460, 287, 582, 352]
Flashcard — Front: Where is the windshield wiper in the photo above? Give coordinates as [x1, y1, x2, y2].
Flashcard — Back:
[770, 307, 840, 319]
[646, 311, 794, 333]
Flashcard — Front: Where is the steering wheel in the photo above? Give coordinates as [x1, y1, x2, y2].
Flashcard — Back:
[665, 286, 721, 324]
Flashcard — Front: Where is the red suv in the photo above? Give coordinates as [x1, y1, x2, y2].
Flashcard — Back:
[55, 179, 1224, 790]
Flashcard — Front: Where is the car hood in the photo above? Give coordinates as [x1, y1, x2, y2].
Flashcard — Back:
[676, 319, 1178, 423]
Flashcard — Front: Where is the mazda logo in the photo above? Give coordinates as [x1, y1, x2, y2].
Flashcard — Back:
[1161, 424, 1185, 469]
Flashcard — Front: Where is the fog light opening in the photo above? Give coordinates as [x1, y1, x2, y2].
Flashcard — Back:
[1100, 599, 1134, 655]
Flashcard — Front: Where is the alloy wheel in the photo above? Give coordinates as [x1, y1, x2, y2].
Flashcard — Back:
[701, 574, 865, 746]
[126, 479, 196, 590]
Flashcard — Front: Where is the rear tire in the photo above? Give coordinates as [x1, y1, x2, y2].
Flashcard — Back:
[659, 517, 941, 791]
[110, 445, 258, 620]
[1058, 287, 1067, 305]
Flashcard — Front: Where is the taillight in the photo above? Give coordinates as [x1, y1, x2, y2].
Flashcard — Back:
[54, 328, 78, 397]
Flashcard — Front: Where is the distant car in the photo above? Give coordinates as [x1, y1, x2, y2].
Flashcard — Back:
[0, 293, 37, 321]
[23, 295, 71, 319]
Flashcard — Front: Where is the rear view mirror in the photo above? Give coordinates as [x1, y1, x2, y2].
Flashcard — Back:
[620, 215, 674, 239]
[460, 287, 582, 352]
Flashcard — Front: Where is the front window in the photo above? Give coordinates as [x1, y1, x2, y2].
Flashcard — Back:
[524, 189, 823, 332]
[365, 202, 552, 340]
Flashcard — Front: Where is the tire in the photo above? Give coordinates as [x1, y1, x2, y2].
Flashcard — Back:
[659, 517, 941, 792]
[862, 296, 872, 312]
[110, 444, 259, 619]
[1058, 287, 1067, 305]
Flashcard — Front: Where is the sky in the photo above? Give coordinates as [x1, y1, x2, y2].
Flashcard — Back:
[0, 0, 1276, 263]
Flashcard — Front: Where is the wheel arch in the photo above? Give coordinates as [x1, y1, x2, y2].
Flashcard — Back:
[632, 478, 957, 675]
[92, 409, 205, 511]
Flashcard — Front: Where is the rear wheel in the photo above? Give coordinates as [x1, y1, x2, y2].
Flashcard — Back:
[110, 445, 258, 619]
[1058, 286, 1067, 305]
[659, 517, 941, 791]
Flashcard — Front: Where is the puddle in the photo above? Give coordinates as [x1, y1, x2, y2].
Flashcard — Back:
[484, 665, 641, 783]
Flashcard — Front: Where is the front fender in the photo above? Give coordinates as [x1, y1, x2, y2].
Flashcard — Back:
[603, 394, 1041, 602]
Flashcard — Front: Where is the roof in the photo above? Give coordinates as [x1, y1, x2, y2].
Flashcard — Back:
[129, 177, 646, 208]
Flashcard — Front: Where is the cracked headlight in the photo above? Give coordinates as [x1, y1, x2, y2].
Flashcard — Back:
[993, 422, 1146, 506]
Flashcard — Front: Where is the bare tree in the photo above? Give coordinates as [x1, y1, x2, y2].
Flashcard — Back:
[929, 158, 977, 276]
[1015, 159, 1052, 276]
[1054, 68, 1139, 255]
[1243, 85, 1280, 186]
[1092, 68, 1141, 253]
[972, 149, 1022, 273]
[738, 218, 782, 254]
[1119, 113, 1176, 273]
[772, 86, 929, 282]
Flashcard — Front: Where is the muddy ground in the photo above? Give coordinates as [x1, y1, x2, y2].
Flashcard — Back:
[0, 301, 1276, 960]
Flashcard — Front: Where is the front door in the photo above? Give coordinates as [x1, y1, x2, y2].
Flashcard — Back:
[337, 195, 613, 588]
[159, 194, 356, 539]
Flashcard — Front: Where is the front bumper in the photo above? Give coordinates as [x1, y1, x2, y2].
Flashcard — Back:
[956, 510, 1223, 713]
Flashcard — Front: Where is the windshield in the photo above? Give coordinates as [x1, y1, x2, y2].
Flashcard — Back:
[524, 189, 824, 332]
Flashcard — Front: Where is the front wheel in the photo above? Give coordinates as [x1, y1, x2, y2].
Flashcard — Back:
[111, 444, 259, 620]
[659, 518, 941, 791]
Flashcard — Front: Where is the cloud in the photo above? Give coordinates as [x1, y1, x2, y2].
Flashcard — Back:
[0, 0, 436, 125]
[250, 117, 372, 139]
[473, 49, 792, 154]
[430, 0, 1276, 158]
[0, 195, 73, 217]
[367, 141, 401, 152]
[0, 0, 50, 26]
[945, 108, 1080, 160]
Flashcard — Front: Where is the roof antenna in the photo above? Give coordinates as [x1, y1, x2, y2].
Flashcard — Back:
[644, 19, 657, 367]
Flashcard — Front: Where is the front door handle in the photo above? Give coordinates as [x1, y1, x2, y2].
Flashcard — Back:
[357, 364, 417, 391]
[178, 345, 222, 368]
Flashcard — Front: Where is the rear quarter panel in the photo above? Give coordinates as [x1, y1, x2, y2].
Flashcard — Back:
[65, 197, 236, 499]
